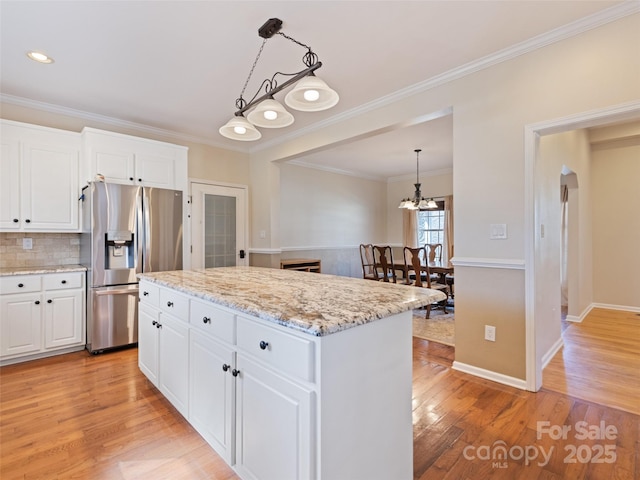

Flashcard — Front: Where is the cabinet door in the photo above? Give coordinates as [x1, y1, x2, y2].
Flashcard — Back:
[0, 138, 20, 229]
[158, 313, 189, 418]
[91, 148, 135, 184]
[138, 303, 160, 386]
[235, 355, 314, 480]
[0, 294, 42, 357]
[189, 333, 235, 463]
[134, 154, 175, 188]
[43, 289, 83, 349]
[21, 141, 79, 230]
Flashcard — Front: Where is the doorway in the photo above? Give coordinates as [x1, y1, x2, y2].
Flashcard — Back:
[525, 100, 640, 391]
[190, 181, 248, 269]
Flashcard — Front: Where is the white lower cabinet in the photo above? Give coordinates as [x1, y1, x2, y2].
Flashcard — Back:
[189, 332, 236, 464]
[0, 271, 85, 365]
[138, 280, 413, 480]
[138, 300, 189, 418]
[234, 354, 314, 480]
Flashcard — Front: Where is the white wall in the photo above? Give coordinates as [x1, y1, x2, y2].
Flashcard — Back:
[591, 140, 640, 308]
[251, 13, 640, 382]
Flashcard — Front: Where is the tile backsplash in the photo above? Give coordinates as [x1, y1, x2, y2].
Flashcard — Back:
[0, 233, 81, 268]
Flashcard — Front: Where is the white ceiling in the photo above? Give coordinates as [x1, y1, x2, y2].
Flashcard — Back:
[0, 1, 625, 179]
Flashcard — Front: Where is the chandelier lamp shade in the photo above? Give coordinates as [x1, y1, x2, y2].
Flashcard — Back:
[219, 18, 339, 141]
[398, 149, 438, 210]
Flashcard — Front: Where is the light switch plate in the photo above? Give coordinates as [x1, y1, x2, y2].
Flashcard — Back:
[490, 224, 507, 239]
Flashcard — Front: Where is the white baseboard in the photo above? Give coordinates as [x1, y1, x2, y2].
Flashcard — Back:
[565, 303, 594, 323]
[452, 361, 528, 390]
[592, 302, 640, 313]
[541, 337, 564, 369]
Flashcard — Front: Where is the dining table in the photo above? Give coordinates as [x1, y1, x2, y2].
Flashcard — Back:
[392, 259, 454, 284]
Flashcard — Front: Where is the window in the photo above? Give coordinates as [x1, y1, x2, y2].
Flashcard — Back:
[417, 204, 445, 246]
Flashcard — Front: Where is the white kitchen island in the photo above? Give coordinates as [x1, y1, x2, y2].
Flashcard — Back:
[137, 266, 446, 480]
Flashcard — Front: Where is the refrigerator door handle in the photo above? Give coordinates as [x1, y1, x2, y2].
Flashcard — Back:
[95, 287, 140, 296]
[136, 189, 145, 274]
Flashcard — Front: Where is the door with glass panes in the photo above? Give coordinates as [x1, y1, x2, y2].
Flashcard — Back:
[191, 182, 247, 269]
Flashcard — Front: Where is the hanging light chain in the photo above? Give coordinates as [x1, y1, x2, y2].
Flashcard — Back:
[277, 32, 319, 67]
[237, 38, 268, 110]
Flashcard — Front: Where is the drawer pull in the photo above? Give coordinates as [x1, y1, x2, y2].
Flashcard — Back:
[259, 340, 269, 350]
[13, 218, 19, 223]
[47, 299, 53, 304]
[25, 219, 31, 223]
[143, 291, 149, 296]
[166, 301, 174, 307]
[232, 369, 240, 377]
[61, 280, 67, 284]
[156, 322, 162, 329]
[18, 283, 24, 288]
[203, 316, 211, 324]
[222, 364, 230, 372]
[35, 300, 40, 305]
[152, 320, 157, 326]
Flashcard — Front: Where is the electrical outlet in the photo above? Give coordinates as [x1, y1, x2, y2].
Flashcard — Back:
[485, 325, 496, 342]
[22, 238, 33, 250]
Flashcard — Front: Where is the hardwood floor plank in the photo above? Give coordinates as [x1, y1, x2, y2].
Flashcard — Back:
[1, 320, 638, 479]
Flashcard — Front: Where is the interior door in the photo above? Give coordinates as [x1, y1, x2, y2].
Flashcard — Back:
[191, 182, 247, 269]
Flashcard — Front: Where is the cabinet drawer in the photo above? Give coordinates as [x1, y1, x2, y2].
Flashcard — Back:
[237, 316, 315, 383]
[190, 299, 235, 344]
[139, 282, 160, 307]
[160, 288, 189, 319]
[42, 272, 83, 291]
[0, 275, 41, 294]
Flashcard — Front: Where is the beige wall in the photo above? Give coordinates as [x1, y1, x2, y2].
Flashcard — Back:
[591, 140, 640, 308]
[250, 14, 640, 381]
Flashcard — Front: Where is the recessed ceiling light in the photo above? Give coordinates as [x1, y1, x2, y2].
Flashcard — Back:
[27, 51, 54, 64]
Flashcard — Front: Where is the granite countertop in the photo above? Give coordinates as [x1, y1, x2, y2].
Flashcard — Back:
[0, 265, 87, 276]
[138, 266, 448, 336]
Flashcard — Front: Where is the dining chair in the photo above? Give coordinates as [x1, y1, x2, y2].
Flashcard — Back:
[424, 243, 443, 282]
[359, 244, 378, 281]
[403, 246, 449, 318]
[372, 245, 397, 283]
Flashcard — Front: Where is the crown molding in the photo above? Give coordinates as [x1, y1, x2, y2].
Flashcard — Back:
[286, 159, 386, 182]
[2, 3, 637, 154]
[252, 2, 640, 153]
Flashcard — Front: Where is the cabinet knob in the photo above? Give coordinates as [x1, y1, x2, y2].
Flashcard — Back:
[61, 280, 67, 284]
[232, 369, 240, 377]
[156, 323, 162, 329]
[13, 218, 18, 223]
[35, 300, 40, 305]
[129, 177, 134, 181]
[152, 320, 157, 326]
[18, 283, 24, 288]
[47, 299, 52, 304]
[222, 364, 230, 372]
[143, 291, 149, 296]
[259, 340, 269, 350]
[203, 316, 211, 324]
[25, 219, 31, 223]
[167, 301, 173, 307]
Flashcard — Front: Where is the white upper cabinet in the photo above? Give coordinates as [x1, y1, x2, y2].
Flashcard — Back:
[83, 128, 187, 191]
[0, 120, 81, 232]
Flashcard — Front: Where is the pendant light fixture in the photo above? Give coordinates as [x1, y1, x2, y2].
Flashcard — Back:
[398, 149, 438, 210]
[219, 18, 339, 142]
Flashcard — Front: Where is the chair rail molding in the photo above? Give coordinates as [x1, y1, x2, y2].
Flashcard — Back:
[450, 257, 525, 270]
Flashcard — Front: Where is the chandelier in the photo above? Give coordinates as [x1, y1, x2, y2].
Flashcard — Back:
[219, 18, 339, 142]
[398, 149, 437, 210]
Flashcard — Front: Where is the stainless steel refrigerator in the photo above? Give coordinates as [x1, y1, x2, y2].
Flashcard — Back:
[80, 182, 183, 353]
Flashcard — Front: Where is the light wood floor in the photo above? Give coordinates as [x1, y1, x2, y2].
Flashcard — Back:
[1, 335, 638, 479]
[543, 308, 640, 416]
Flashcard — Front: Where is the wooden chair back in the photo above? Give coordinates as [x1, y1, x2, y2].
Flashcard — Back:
[403, 246, 430, 288]
[425, 243, 443, 262]
[359, 244, 377, 280]
[372, 245, 396, 283]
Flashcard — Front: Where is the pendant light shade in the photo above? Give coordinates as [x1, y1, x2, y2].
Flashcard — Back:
[218, 115, 262, 141]
[398, 149, 438, 210]
[284, 75, 339, 112]
[246, 98, 294, 128]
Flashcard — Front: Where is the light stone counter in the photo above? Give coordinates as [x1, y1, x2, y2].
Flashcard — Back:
[138, 266, 447, 336]
[0, 264, 87, 276]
